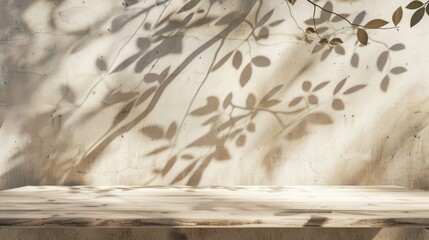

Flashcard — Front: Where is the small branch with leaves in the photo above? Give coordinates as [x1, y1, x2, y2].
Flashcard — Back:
[287, 0, 428, 46]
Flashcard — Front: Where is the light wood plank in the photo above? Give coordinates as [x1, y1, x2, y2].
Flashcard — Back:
[0, 186, 428, 228]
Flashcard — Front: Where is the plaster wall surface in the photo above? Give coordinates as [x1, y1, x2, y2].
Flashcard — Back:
[0, 0, 428, 239]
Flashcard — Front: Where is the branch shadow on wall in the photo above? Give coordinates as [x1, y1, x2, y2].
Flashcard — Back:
[0, 0, 411, 190]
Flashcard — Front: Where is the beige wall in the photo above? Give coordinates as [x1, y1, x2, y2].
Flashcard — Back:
[0, 0, 428, 238]
[0, 0, 427, 189]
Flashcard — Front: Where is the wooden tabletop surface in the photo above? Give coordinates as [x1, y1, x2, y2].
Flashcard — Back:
[0, 186, 428, 228]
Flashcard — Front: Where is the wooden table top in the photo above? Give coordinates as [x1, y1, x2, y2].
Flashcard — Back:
[0, 186, 428, 228]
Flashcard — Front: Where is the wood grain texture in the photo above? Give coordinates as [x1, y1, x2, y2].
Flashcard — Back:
[0, 186, 428, 228]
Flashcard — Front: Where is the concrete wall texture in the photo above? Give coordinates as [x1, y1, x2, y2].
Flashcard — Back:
[0, 0, 428, 239]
